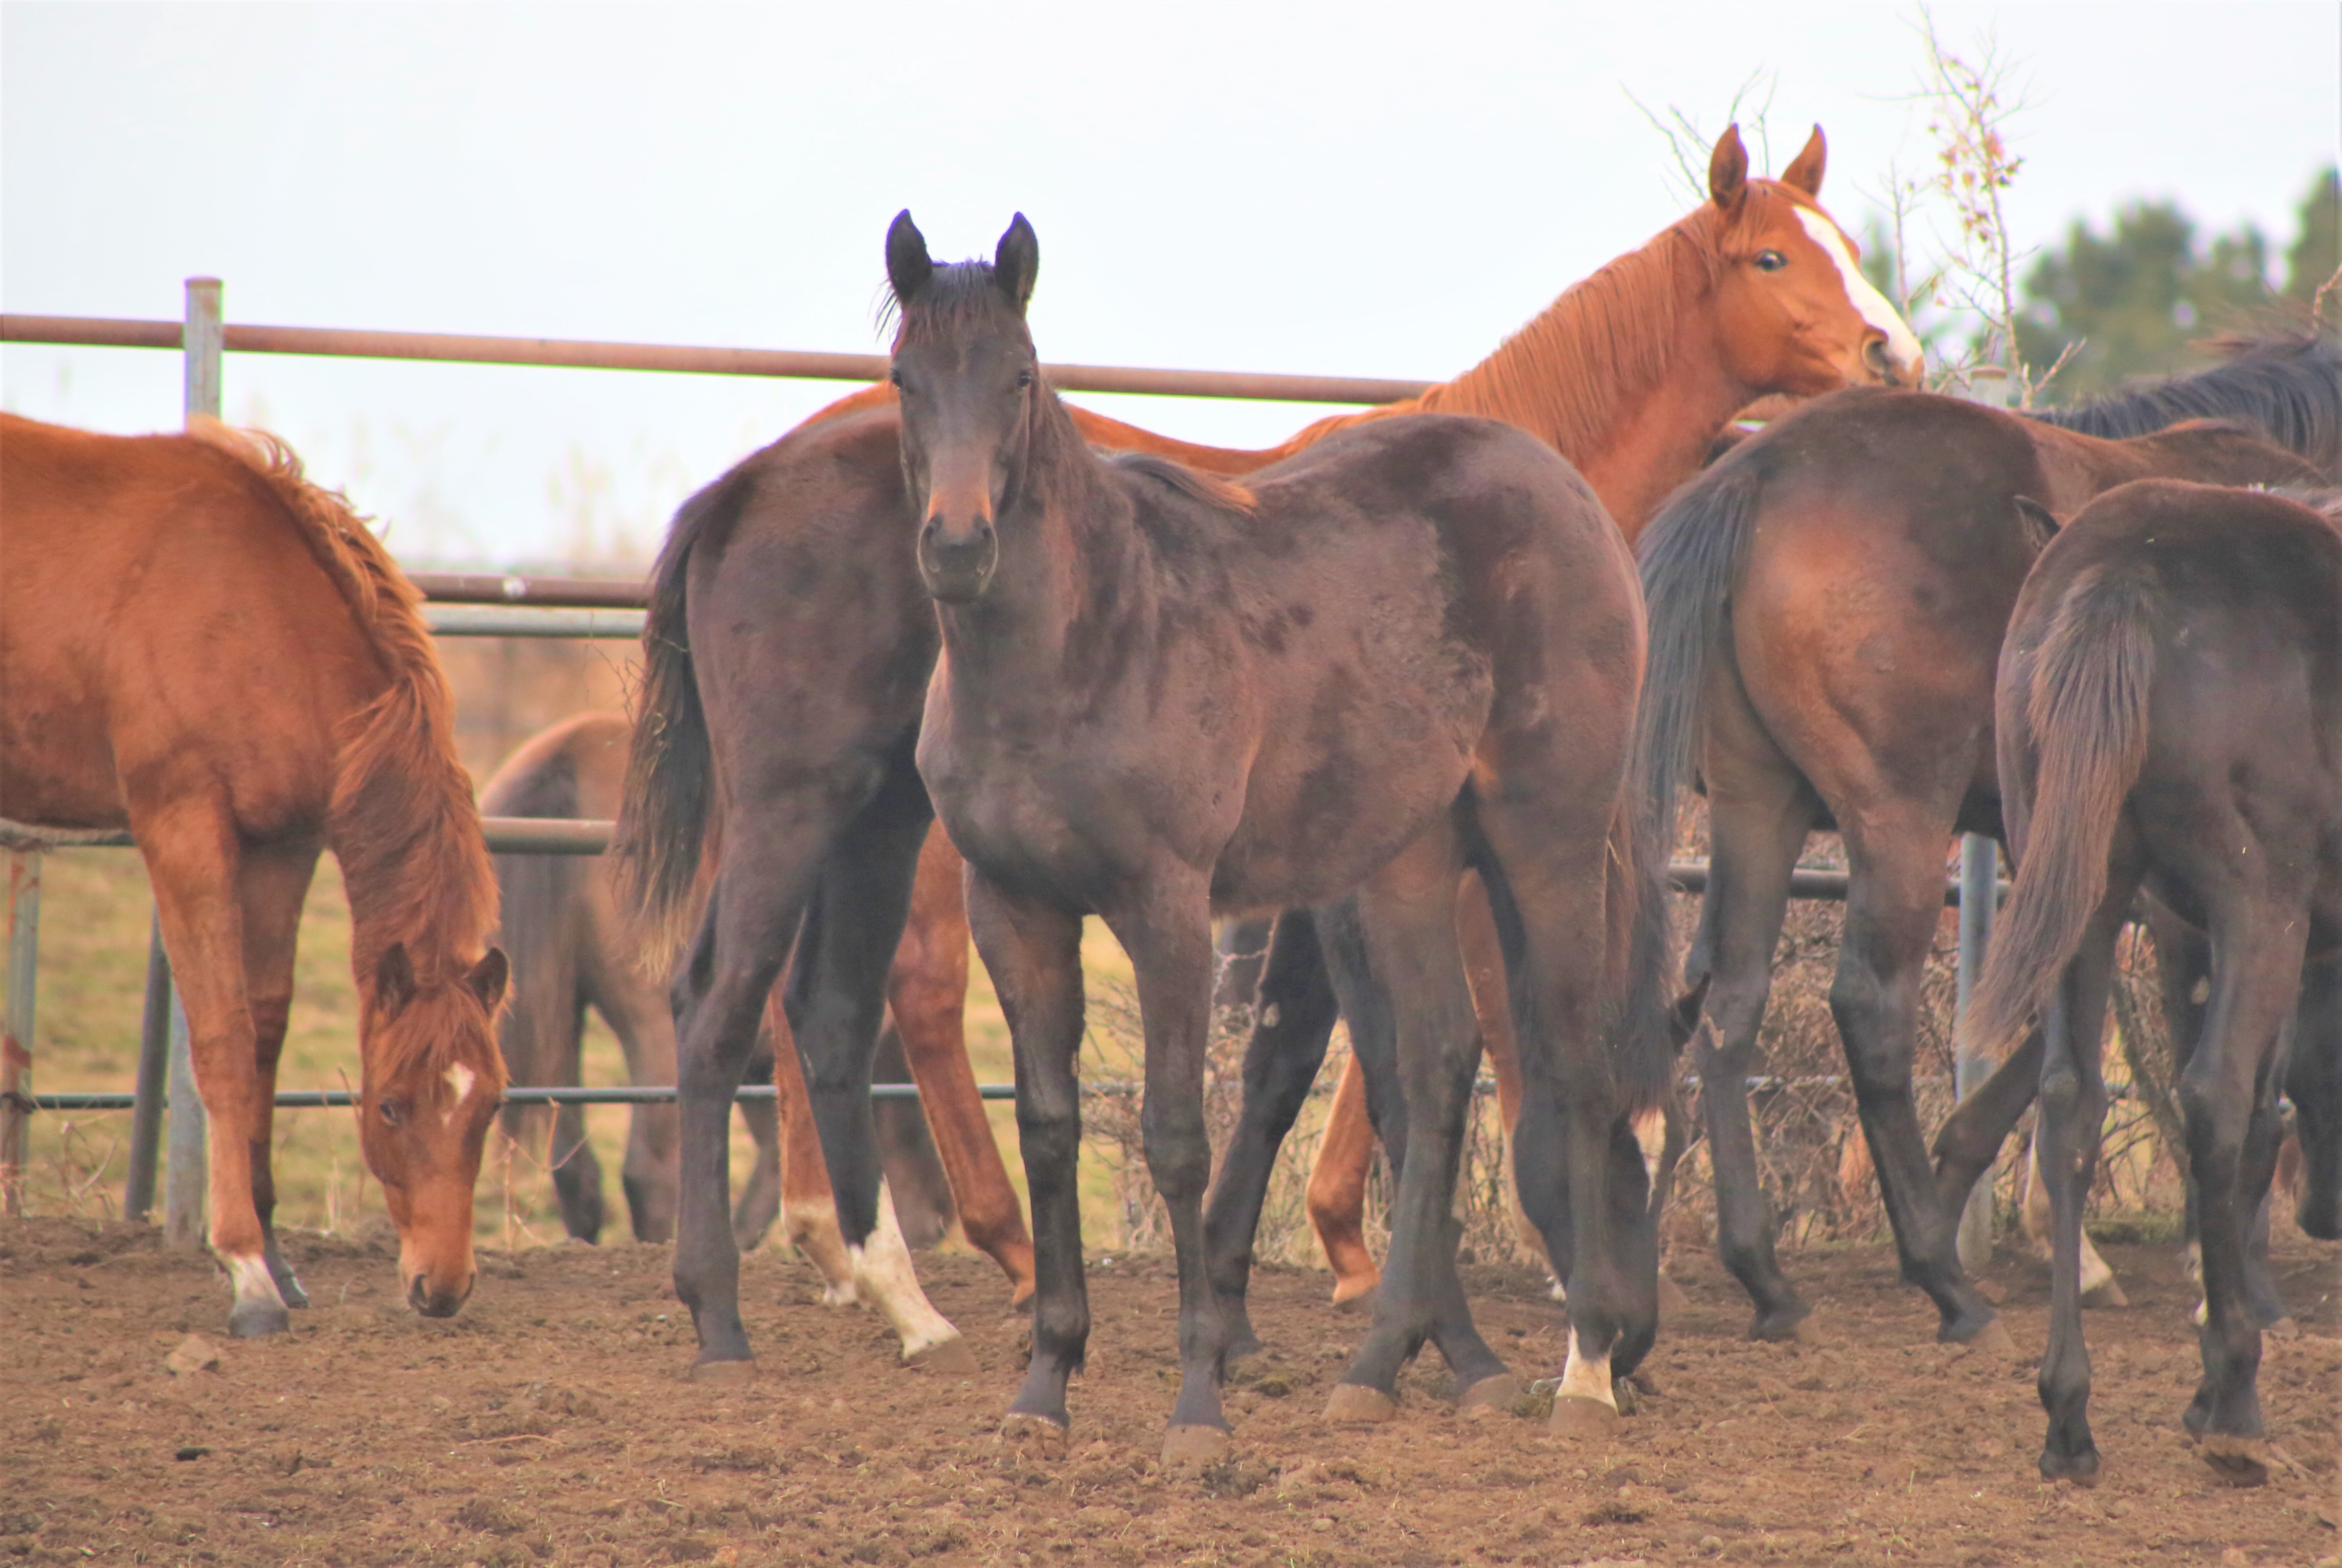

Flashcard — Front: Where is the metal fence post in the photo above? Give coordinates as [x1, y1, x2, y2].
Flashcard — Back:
[156, 275, 224, 1247]
[1953, 364, 2016, 1272]
[3, 852, 41, 1216]
[123, 913, 173, 1221]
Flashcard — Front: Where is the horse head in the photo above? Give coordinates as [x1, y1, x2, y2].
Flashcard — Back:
[1704, 124, 1925, 395]
[355, 939, 510, 1317]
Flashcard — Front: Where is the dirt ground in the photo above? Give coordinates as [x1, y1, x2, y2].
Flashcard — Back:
[4, 1217, 2336, 1568]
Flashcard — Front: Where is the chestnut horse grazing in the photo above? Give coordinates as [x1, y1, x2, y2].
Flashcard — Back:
[1633, 337, 2336, 1350]
[483, 710, 1024, 1340]
[1961, 480, 2340, 1487]
[886, 213, 1673, 1463]
[0, 414, 509, 1334]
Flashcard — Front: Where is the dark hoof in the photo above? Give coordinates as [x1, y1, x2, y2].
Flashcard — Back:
[270, 1267, 311, 1310]
[1548, 1395, 1619, 1441]
[227, 1300, 291, 1339]
[2037, 1447, 2101, 1487]
[1323, 1382, 1399, 1425]
[1000, 1411, 1069, 1459]
[1748, 1307, 1815, 1345]
[907, 1336, 979, 1376]
[1161, 1424, 1231, 1468]
[2080, 1279, 2129, 1310]
[1656, 1273, 1691, 1316]
[1959, 1317, 2017, 1359]
[1457, 1373, 1523, 1420]
[686, 1356, 758, 1385]
[2198, 1434, 2268, 1487]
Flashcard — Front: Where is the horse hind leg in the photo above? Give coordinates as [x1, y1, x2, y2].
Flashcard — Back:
[733, 1037, 783, 1253]
[765, 994, 858, 1306]
[1302, 1056, 1381, 1307]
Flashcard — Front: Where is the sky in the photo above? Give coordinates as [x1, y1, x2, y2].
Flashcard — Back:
[5, 2, 2336, 568]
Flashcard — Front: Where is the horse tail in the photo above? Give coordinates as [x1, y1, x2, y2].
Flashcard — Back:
[613, 478, 735, 964]
[1632, 455, 1768, 861]
[1957, 566, 2158, 1068]
[1605, 779, 1679, 1113]
[185, 419, 497, 973]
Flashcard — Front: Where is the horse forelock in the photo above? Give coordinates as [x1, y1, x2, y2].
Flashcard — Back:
[368, 979, 510, 1097]
[186, 420, 499, 997]
[885, 259, 1029, 350]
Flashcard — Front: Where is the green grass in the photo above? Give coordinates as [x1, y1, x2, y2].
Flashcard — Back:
[7, 844, 1209, 1261]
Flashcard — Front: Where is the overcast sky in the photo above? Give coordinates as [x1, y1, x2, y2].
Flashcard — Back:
[5, 3, 2336, 567]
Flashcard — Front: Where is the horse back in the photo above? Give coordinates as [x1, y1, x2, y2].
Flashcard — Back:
[0, 414, 387, 834]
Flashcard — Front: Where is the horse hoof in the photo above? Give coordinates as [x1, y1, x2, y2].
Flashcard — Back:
[1656, 1274, 1691, 1316]
[1750, 1310, 1815, 1345]
[1162, 1424, 1231, 1469]
[686, 1356, 758, 1385]
[1007, 1289, 1036, 1315]
[1226, 1331, 1265, 1362]
[1458, 1373, 1523, 1419]
[2081, 1279, 2129, 1310]
[1000, 1412, 1069, 1459]
[907, 1337, 979, 1376]
[2198, 1434, 2268, 1488]
[1548, 1396, 1619, 1441]
[1962, 1318, 2017, 1359]
[1330, 1284, 1379, 1315]
[227, 1301, 290, 1340]
[2263, 1316, 2300, 1340]
[2037, 1448, 2101, 1487]
[1323, 1383, 1399, 1425]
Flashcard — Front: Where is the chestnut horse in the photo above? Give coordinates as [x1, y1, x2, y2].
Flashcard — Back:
[622, 124, 1923, 1373]
[0, 413, 509, 1334]
[481, 711, 1027, 1342]
[887, 213, 1672, 1461]
[1962, 480, 2340, 1486]
[1633, 337, 2337, 1349]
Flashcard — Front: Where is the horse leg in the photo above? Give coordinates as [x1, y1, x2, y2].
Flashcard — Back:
[1212, 916, 1275, 1021]
[138, 804, 284, 1336]
[1204, 907, 1341, 1354]
[789, 787, 966, 1368]
[2288, 958, 2342, 1241]
[236, 842, 318, 1308]
[668, 816, 833, 1372]
[963, 875, 1087, 1455]
[885, 822, 1035, 1306]
[1687, 779, 1815, 1341]
[2035, 881, 2131, 1485]
[871, 1021, 955, 1248]
[1109, 873, 1270, 1464]
[1460, 874, 1552, 1278]
[764, 998, 855, 1304]
[1303, 1058, 1381, 1306]
[588, 967, 676, 1244]
[733, 1036, 783, 1252]
[1328, 830, 1515, 1421]
[1833, 811, 2005, 1347]
[2178, 903, 2307, 1485]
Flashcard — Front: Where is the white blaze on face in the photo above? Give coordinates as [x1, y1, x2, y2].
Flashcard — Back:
[1793, 207, 1925, 376]
[1632, 1105, 1668, 1200]
[441, 1063, 477, 1125]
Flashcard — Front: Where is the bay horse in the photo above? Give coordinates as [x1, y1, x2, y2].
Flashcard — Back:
[0, 413, 509, 1334]
[887, 212, 1672, 1462]
[1960, 479, 2340, 1486]
[482, 711, 1024, 1347]
[618, 124, 1922, 1378]
[1633, 336, 2337, 1349]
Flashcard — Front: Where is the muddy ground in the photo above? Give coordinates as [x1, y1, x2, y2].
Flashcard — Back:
[4, 1217, 2336, 1567]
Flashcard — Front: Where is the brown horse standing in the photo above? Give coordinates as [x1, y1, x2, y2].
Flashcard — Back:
[1961, 480, 2340, 1486]
[1633, 339, 2337, 1349]
[886, 213, 1673, 1461]
[617, 125, 1916, 1380]
[0, 414, 509, 1334]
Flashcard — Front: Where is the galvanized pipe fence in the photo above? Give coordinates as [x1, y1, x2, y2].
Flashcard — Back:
[0, 280, 2012, 1238]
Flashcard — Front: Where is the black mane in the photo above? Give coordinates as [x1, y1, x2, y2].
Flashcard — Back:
[2025, 331, 2342, 479]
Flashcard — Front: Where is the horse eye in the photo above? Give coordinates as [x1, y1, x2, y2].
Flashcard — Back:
[378, 1099, 403, 1128]
[1016, 369, 1035, 390]
[1754, 251, 1787, 272]
[888, 368, 905, 389]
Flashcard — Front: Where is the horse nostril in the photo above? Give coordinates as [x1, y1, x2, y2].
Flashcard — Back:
[1863, 337, 1899, 382]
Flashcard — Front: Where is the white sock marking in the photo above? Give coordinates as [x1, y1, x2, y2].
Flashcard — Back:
[848, 1179, 961, 1360]
[1793, 207, 1925, 373]
[1557, 1326, 1615, 1410]
[226, 1252, 286, 1310]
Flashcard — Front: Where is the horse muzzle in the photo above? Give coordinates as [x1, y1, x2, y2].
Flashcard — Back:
[407, 1269, 475, 1319]
[918, 517, 999, 603]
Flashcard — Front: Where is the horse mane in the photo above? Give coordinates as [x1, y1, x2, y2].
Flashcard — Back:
[1108, 452, 1257, 514]
[2025, 331, 2342, 479]
[1412, 196, 1733, 464]
[186, 420, 498, 1014]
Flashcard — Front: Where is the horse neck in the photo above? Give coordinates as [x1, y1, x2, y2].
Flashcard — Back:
[1409, 218, 1746, 537]
[2028, 421, 2317, 510]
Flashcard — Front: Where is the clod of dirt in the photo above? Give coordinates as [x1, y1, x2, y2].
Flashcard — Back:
[164, 1333, 220, 1376]
[172, 1446, 208, 1461]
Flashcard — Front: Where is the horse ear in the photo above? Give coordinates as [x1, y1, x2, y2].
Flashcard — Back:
[886, 210, 934, 306]
[1781, 125, 1826, 198]
[1709, 125, 1749, 213]
[994, 213, 1039, 313]
[2013, 496, 2064, 549]
[466, 947, 510, 1013]
[375, 942, 417, 1019]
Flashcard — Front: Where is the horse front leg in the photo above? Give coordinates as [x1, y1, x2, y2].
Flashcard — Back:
[1205, 907, 1342, 1355]
[964, 875, 1088, 1456]
[238, 842, 320, 1312]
